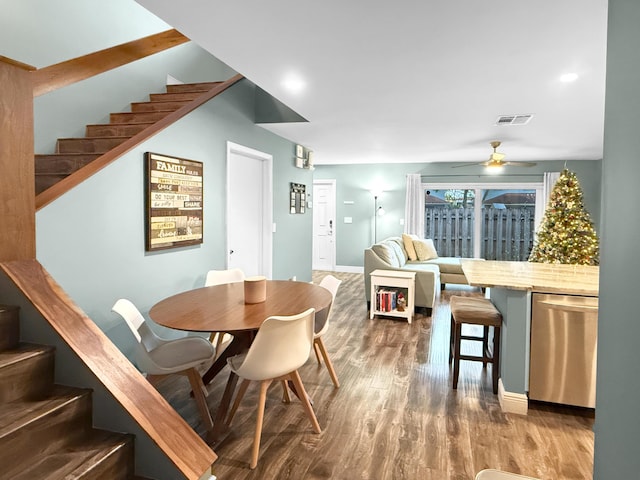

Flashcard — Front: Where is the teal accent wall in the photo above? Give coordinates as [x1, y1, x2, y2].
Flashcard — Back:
[36, 80, 313, 358]
[490, 288, 531, 395]
[2, 0, 314, 360]
[594, 1, 640, 477]
[314, 160, 602, 268]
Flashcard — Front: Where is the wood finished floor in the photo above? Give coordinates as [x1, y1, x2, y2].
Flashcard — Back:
[156, 272, 594, 480]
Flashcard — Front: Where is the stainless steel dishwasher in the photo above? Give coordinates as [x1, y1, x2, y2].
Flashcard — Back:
[529, 293, 598, 408]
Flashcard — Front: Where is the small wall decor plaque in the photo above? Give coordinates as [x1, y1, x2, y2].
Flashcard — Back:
[290, 182, 306, 214]
[145, 152, 203, 251]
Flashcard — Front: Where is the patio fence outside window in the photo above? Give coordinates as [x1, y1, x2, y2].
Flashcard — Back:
[425, 206, 535, 261]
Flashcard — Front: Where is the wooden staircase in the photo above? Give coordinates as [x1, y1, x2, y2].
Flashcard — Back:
[0, 304, 149, 479]
[34, 81, 224, 195]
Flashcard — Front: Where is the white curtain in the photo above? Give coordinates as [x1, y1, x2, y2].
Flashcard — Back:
[543, 171, 561, 206]
[404, 173, 424, 236]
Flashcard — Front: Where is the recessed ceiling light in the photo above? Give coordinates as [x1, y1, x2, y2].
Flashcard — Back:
[282, 74, 306, 94]
[560, 73, 579, 83]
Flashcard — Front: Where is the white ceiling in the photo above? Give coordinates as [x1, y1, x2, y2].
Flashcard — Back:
[138, 0, 609, 166]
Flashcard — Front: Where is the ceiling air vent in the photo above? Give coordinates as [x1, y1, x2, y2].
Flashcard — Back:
[495, 114, 533, 126]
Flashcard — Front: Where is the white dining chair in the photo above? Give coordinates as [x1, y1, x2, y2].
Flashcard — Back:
[112, 298, 216, 431]
[204, 268, 245, 355]
[313, 275, 342, 388]
[205, 267, 245, 287]
[224, 308, 321, 469]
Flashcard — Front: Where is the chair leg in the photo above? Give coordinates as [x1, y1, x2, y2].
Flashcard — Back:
[250, 379, 272, 469]
[452, 322, 462, 390]
[482, 326, 489, 367]
[315, 337, 340, 388]
[209, 332, 230, 360]
[281, 380, 291, 403]
[492, 326, 501, 395]
[186, 368, 214, 431]
[448, 314, 455, 364]
[313, 341, 322, 364]
[289, 370, 321, 434]
[227, 378, 251, 425]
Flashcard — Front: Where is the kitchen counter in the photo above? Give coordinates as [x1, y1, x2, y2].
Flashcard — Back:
[461, 260, 599, 295]
[459, 260, 599, 414]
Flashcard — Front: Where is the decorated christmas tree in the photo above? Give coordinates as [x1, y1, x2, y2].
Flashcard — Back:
[528, 168, 599, 265]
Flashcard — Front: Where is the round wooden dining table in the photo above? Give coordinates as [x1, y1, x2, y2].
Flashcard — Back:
[149, 280, 333, 384]
[150, 280, 332, 332]
[149, 279, 333, 445]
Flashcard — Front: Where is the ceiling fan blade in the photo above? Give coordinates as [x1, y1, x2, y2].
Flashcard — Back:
[503, 161, 537, 167]
[451, 162, 485, 168]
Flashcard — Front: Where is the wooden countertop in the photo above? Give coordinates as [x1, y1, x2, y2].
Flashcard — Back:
[461, 260, 599, 296]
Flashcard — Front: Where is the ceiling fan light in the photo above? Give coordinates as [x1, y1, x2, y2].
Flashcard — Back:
[485, 162, 504, 174]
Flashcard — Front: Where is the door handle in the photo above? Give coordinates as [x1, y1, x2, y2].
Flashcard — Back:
[229, 249, 234, 255]
[329, 219, 333, 236]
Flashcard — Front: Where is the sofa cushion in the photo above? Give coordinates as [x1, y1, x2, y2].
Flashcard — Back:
[402, 233, 418, 261]
[387, 238, 408, 265]
[401, 263, 440, 275]
[413, 238, 439, 261]
[372, 243, 401, 267]
[425, 257, 463, 274]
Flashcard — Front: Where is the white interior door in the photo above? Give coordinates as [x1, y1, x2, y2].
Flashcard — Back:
[226, 142, 272, 278]
[312, 180, 336, 270]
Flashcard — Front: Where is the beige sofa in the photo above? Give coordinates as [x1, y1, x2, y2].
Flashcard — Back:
[364, 237, 468, 312]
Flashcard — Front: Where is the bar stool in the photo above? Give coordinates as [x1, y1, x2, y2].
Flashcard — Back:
[449, 295, 502, 394]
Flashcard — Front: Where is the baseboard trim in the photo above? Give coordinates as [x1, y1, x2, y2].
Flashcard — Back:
[498, 379, 529, 415]
[328, 265, 364, 274]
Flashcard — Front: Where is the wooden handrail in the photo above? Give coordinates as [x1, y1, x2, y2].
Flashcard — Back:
[35, 73, 245, 210]
[0, 259, 216, 480]
[0, 55, 36, 72]
[32, 29, 189, 97]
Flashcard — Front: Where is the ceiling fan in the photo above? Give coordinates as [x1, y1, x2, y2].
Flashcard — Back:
[454, 141, 537, 169]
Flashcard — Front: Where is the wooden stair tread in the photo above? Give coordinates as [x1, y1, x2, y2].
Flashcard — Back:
[85, 122, 155, 128]
[57, 136, 131, 141]
[0, 343, 55, 404]
[149, 91, 209, 102]
[0, 304, 19, 352]
[36, 152, 103, 158]
[165, 81, 222, 93]
[0, 343, 55, 370]
[0, 384, 91, 439]
[6, 429, 134, 480]
[55, 136, 131, 154]
[35, 154, 102, 174]
[130, 100, 192, 112]
[109, 110, 177, 123]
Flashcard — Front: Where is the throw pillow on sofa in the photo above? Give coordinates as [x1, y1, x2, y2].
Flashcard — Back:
[388, 239, 408, 265]
[402, 233, 419, 261]
[372, 243, 401, 267]
[413, 238, 439, 261]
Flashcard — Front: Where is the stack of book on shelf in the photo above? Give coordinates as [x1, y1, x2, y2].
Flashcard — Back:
[376, 289, 399, 312]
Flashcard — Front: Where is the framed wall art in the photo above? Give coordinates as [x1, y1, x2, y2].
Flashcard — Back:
[145, 152, 203, 251]
[290, 182, 306, 214]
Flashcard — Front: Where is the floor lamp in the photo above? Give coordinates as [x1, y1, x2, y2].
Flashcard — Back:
[373, 195, 385, 242]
